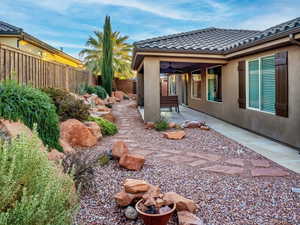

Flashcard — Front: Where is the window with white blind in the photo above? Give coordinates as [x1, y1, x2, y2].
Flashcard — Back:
[247, 55, 276, 113]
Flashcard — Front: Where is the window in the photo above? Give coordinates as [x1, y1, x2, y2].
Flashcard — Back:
[168, 75, 176, 95]
[191, 74, 202, 99]
[207, 66, 222, 102]
[247, 55, 275, 113]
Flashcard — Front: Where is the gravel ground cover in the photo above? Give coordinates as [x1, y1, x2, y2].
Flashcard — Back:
[74, 100, 300, 225]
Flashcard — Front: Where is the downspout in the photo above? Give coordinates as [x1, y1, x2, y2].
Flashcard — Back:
[289, 33, 300, 46]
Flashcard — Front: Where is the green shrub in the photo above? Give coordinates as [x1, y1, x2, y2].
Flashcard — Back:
[0, 129, 77, 225]
[0, 80, 61, 150]
[88, 116, 118, 136]
[84, 85, 108, 99]
[154, 118, 169, 131]
[42, 88, 90, 122]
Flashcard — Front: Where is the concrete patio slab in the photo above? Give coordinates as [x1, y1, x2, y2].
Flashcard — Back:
[139, 106, 300, 173]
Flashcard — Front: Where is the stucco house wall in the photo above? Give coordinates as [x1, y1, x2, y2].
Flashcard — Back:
[187, 45, 300, 149]
[0, 37, 18, 47]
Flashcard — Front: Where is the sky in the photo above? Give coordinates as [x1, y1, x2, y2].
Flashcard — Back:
[1, 0, 299, 59]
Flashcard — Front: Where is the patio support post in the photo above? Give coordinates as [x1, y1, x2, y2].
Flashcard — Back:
[143, 57, 160, 122]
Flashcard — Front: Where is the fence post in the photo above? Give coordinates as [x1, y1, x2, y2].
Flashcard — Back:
[65, 66, 69, 91]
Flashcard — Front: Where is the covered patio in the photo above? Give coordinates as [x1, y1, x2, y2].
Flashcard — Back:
[135, 56, 226, 122]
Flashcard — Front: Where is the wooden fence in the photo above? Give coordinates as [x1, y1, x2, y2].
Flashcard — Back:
[0, 44, 92, 92]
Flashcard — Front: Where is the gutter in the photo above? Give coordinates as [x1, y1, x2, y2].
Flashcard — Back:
[289, 33, 300, 46]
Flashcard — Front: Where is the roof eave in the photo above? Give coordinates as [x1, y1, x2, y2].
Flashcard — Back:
[132, 46, 224, 70]
[225, 27, 300, 55]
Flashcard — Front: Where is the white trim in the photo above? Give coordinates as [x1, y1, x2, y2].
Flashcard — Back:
[246, 54, 276, 115]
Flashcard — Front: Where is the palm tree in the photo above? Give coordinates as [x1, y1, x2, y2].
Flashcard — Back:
[80, 29, 133, 80]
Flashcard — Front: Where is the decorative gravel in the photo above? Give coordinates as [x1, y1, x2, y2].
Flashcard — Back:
[74, 100, 300, 225]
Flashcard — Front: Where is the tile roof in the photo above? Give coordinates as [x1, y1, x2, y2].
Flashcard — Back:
[134, 17, 300, 54]
[0, 21, 22, 34]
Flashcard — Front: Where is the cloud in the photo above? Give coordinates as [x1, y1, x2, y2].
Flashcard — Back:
[23, 0, 233, 22]
[237, 3, 300, 30]
[43, 40, 85, 49]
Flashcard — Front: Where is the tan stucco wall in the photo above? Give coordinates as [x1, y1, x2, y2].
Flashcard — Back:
[188, 45, 300, 149]
[0, 37, 18, 47]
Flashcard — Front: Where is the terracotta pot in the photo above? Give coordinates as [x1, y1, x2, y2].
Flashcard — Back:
[135, 199, 176, 225]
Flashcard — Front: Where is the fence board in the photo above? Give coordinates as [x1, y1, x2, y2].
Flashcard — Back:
[0, 44, 91, 92]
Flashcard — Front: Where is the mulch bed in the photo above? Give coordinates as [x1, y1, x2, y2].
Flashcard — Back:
[74, 100, 300, 225]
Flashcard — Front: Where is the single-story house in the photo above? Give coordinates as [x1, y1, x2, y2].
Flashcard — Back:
[132, 17, 300, 149]
[0, 21, 83, 68]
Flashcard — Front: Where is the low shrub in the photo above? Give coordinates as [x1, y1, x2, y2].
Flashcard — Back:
[84, 85, 108, 99]
[0, 80, 61, 150]
[0, 129, 77, 225]
[154, 118, 169, 131]
[42, 88, 90, 121]
[62, 151, 96, 194]
[88, 116, 118, 136]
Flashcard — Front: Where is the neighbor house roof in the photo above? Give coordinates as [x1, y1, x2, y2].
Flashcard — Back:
[0, 21, 82, 64]
[0, 21, 22, 34]
[133, 16, 300, 60]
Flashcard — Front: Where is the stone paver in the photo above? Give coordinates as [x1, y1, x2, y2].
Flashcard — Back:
[225, 158, 245, 167]
[168, 155, 197, 163]
[153, 153, 171, 158]
[188, 159, 208, 167]
[201, 165, 245, 175]
[251, 168, 289, 177]
[186, 152, 222, 162]
[130, 149, 154, 156]
[161, 149, 183, 154]
[251, 159, 271, 168]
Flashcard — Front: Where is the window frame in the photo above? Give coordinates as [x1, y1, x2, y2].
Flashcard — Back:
[206, 65, 223, 103]
[246, 54, 276, 115]
[190, 73, 202, 100]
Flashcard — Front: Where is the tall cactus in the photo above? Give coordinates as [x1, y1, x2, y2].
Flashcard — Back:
[101, 16, 113, 96]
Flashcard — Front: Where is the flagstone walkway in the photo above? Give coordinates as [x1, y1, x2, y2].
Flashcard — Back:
[109, 100, 291, 178]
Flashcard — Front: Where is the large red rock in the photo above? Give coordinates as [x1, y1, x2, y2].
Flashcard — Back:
[119, 154, 145, 171]
[178, 211, 204, 225]
[101, 112, 116, 123]
[114, 91, 126, 100]
[60, 119, 97, 147]
[48, 149, 65, 161]
[84, 121, 102, 140]
[96, 105, 111, 112]
[163, 131, 186, 140]
[114, 191, 144, 207]
[168, 122, 177, 129]
[124, 179, 150, 193]
[163, 192, 197, 213]
[145, 122, 155, 129]
[59, 139, 76, 154]
[112, 141, 129, 158]
[0, 119, 46, 151]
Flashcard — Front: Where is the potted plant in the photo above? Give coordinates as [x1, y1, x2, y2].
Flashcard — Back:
[135, 199, 176, 225]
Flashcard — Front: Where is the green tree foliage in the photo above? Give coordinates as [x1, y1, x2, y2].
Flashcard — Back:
[79, 22, 133, 80]
[101, 16, 113, 96]
[42, 88, 90, 121]
[83, 85, 108, 99]
[88, 116, 118, 136]
[0, 130, 77, 225]
[0, 80, 61, 150]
